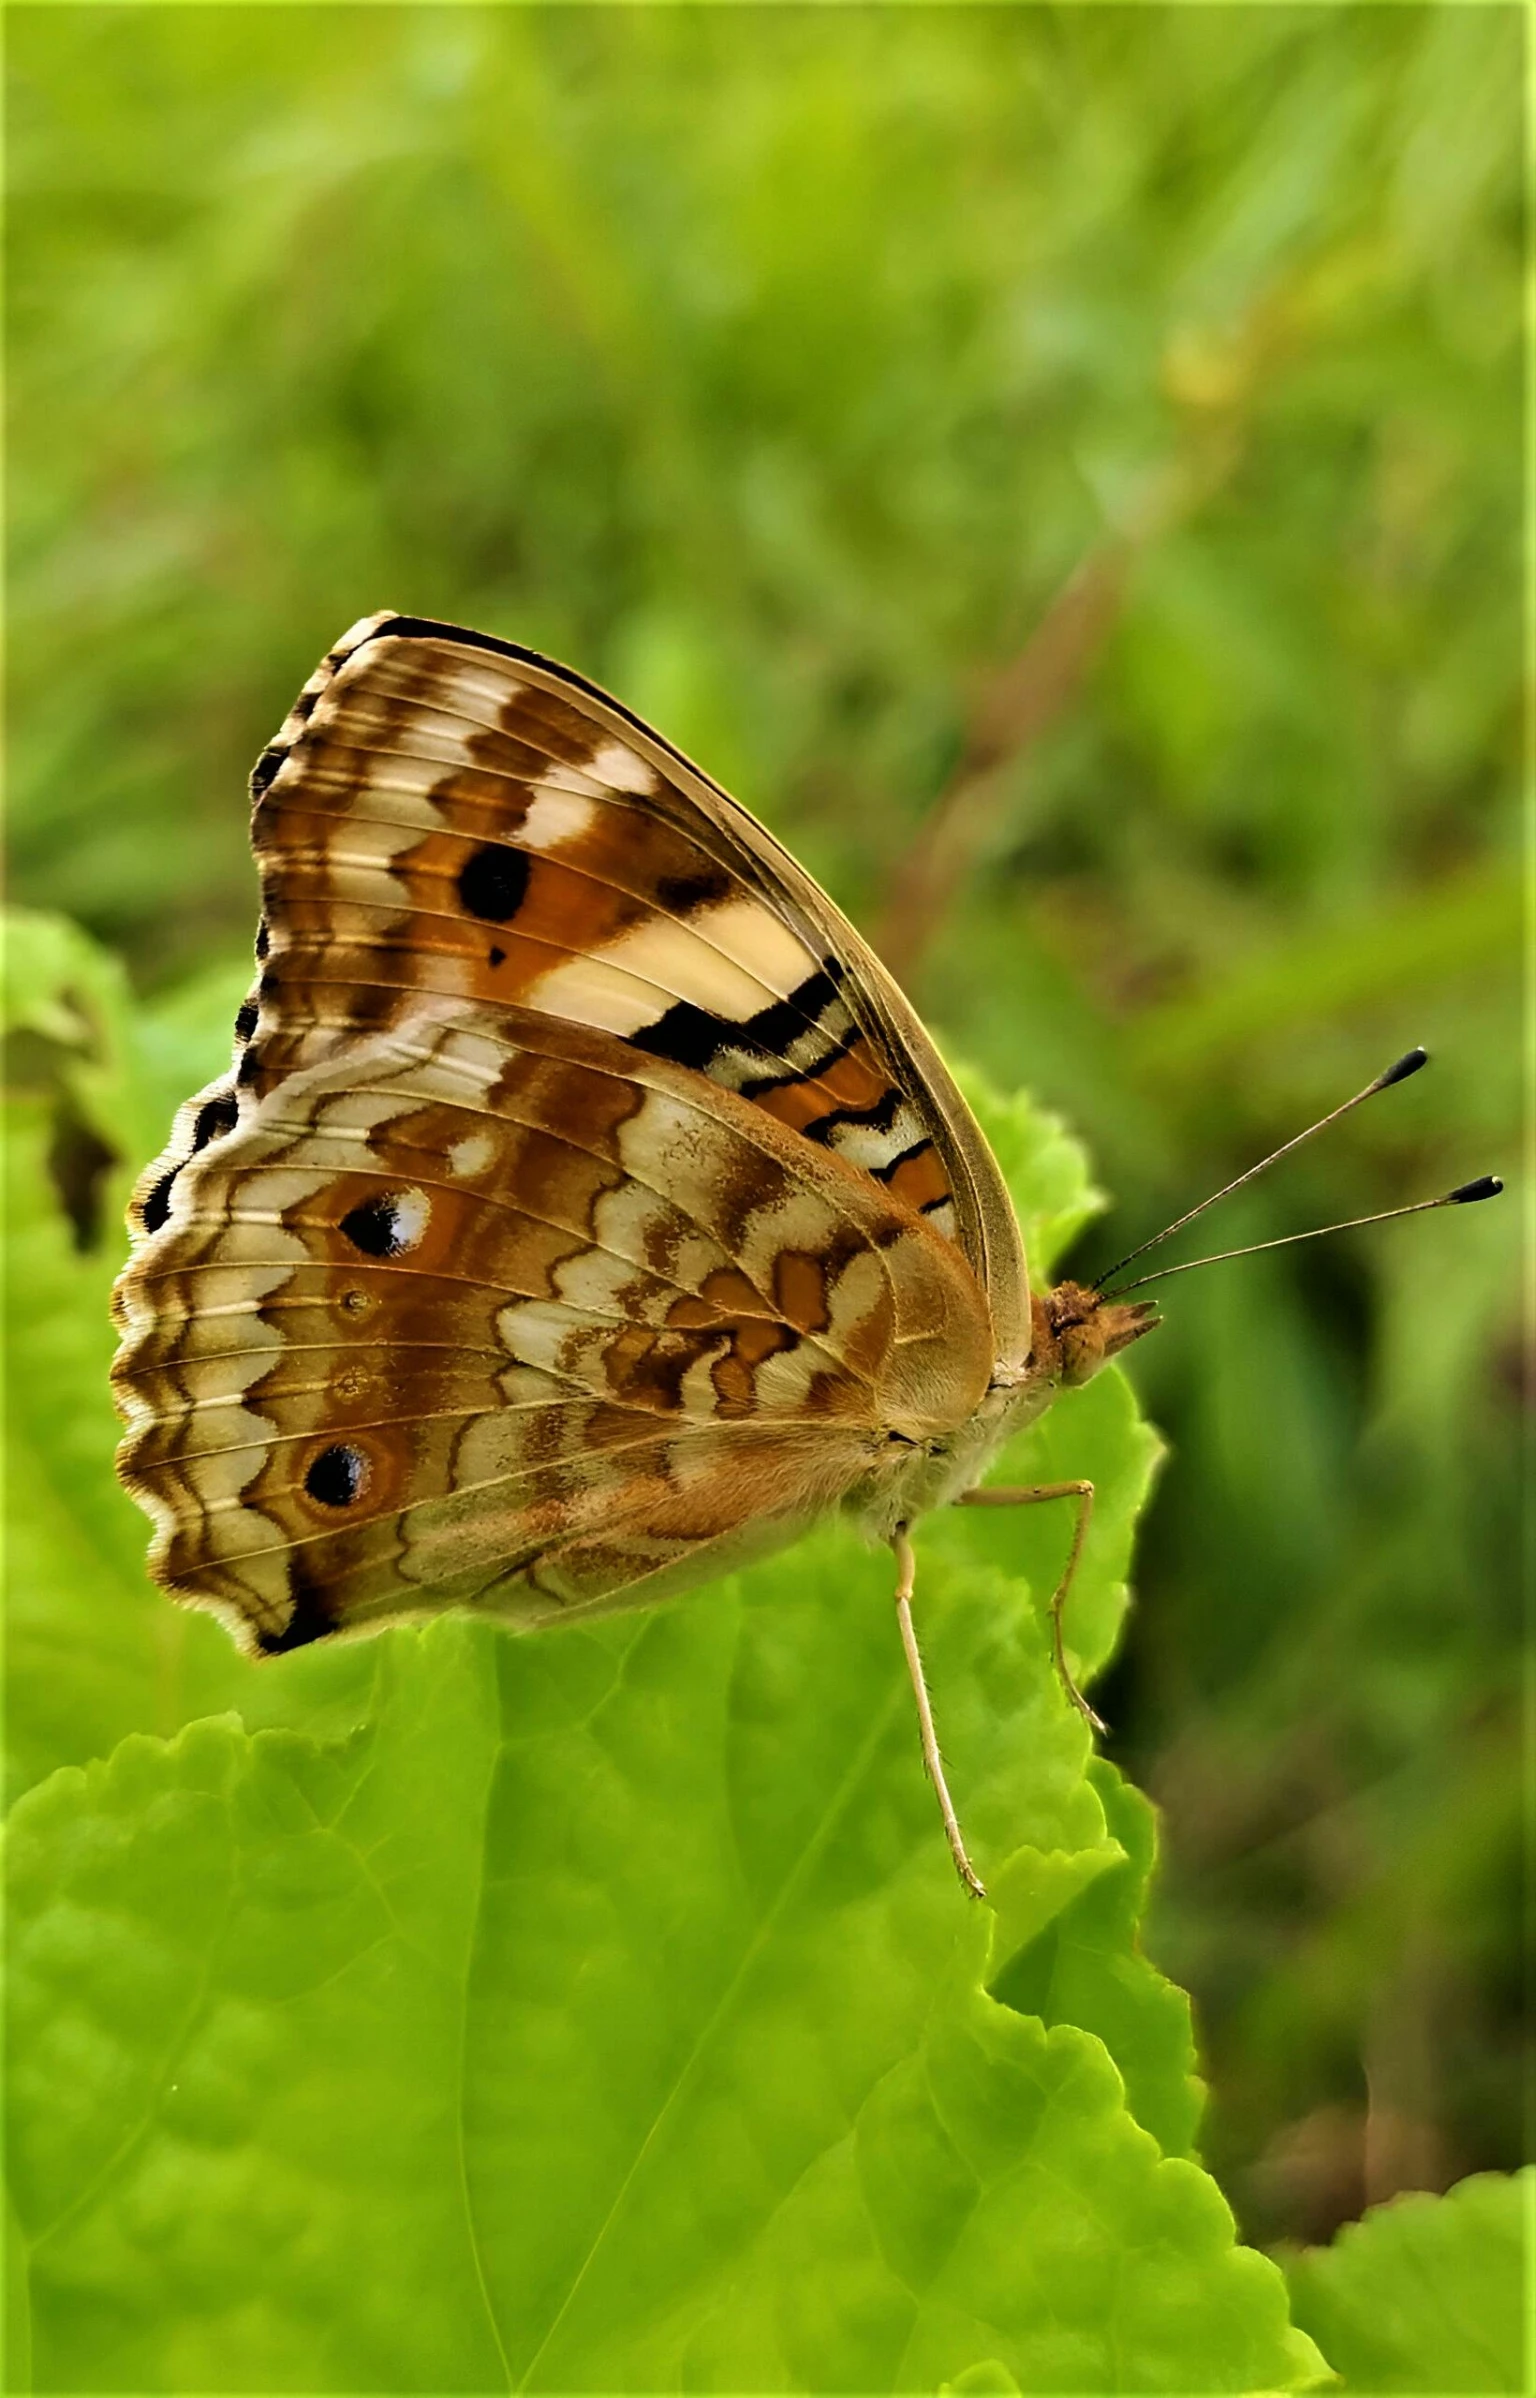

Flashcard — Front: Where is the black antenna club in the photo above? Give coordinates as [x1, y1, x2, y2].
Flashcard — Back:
[1093, 1051, 1507, 1299]
[1105, 1175, 1504, 1298]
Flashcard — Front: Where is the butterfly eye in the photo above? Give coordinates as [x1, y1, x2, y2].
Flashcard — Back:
[339, 1190, 430, 1259]
[457, 843, 529, 923]
[304, 1444, 369, 1508]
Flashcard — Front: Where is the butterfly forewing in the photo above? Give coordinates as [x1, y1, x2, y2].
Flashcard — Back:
[240, 620, 972, 1224]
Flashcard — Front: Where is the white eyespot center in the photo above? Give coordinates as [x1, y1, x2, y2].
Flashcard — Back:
[389, 1188, 432, 1250]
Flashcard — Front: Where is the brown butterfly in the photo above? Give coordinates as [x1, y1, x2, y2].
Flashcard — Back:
[109, 613, 1499, 1896]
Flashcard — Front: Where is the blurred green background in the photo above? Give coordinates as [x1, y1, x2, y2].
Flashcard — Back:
[7, 3, 1522, 2251]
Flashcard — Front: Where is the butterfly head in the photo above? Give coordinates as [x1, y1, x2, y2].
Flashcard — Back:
[1039, 1281, 1159, 1387]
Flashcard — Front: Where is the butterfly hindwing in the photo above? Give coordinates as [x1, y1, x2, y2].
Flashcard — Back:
[113, 1002, 993, 1651]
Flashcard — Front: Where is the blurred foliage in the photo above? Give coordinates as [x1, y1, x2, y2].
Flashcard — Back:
[5, 0, 1522, 2289]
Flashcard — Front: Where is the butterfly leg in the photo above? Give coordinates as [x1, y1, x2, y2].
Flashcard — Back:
[890, 1523, 987, 1902]
[957, 1481, 1106, 1735]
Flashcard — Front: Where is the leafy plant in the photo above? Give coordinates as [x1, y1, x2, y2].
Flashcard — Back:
[5, 913, 1524, 2391]
[8, 1620, 1316, 2395]
[4, 906, 1320, 2393]
[1285, 2171, 1532, 2395]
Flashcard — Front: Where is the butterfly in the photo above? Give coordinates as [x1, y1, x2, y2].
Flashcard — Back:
[109, 611, 1159, 1898]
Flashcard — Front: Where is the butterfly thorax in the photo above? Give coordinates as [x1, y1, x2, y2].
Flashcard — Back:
[848, 1279, 1156, 1543]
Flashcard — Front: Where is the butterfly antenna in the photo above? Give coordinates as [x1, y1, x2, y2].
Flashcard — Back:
[1105, 1176, 1503, 1298]
[1094, 1048, 1431, 1293]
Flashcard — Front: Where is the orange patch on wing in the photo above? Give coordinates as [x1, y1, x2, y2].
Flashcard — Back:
[664, 1266, 777, 1329]
[750, 1038, 892, 1137]
[883, 1146, 951, 1218]
[773, 1249, 830, 1335]
[711, 1317, 797, 1418]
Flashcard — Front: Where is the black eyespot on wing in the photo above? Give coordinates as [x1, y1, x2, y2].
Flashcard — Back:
[192, 1094, 240, 1152]
[488, 945, 506, 969]
[340, 1194, 407, 1257]
[255, 920, 271, 960]
[457, 844, 529, 923]
[304, 1444, 368, 1508]
[140, 1168, 179, 1233]
[234, 1001, 259, 1043]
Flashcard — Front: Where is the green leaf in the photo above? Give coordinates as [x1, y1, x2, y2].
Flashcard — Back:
[1284, 2171, 1532, 2394]
[7, 1598, 1324, 2393]
[993, 1762, 1204, 2163]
